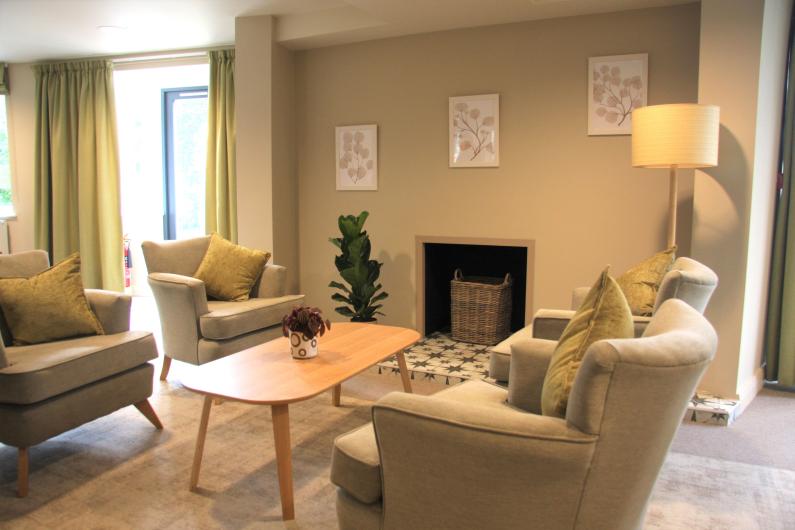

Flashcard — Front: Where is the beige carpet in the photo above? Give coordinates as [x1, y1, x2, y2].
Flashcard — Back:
[2, 366, 794, 529]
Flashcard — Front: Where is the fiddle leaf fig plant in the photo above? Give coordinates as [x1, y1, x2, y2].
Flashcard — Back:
[329, 211, 389, 322]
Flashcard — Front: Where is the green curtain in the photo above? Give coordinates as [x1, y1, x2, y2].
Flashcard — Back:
[33, 60, 123, 291]
[205, 49, 237, 242]
[765, 14, 795, 387]
[0, 64, 8, 95]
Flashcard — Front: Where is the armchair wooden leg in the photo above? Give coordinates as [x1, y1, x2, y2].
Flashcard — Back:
[18, 448, 28, 498]
[135, 399, 164, 430]
[159, 356, 172, 381]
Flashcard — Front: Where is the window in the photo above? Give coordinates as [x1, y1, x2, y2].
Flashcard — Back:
[0, 95, 13, 217]
[114, 62, 209, 295]
[162, 87, 208, 240]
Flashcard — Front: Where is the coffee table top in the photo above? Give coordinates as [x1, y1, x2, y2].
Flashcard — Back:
[181, 323, 420, 404]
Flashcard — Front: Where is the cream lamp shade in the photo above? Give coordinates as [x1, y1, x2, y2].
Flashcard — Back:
[632, 104, 720, 168]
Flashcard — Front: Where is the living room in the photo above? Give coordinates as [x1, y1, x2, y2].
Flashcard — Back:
[1, 0, 794, 528]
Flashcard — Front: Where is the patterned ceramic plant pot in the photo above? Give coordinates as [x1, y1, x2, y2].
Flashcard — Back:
[290, 331, 318, 359]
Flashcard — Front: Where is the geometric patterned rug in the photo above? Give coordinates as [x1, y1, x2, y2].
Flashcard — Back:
[377, 331, 495, 385]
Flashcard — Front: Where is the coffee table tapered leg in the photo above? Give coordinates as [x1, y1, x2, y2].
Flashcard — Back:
[189, 395, 213, 491]
[332, 384, 342, 406]
[395, 351, 413, 393]
[272, 404, 294, 520]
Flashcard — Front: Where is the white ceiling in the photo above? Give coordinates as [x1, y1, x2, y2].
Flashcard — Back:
[0, 0, 695, 63]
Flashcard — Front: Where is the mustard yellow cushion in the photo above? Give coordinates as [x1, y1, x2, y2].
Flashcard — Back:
[0, 253, 104, 345]
[617, 246, 677, 316]
[194, 233, 271, 301]
[541, 268, 634, 418]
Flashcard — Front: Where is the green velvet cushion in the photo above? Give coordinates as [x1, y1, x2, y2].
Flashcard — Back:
[193, 233, 270, 301]
[541, 268, 634, 418]
[617, 246, 677, 316]
[0, 253, 105, 345]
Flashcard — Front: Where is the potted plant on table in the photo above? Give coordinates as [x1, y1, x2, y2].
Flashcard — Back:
[329, 211, 389, 322]
[282, 306, 331, 359]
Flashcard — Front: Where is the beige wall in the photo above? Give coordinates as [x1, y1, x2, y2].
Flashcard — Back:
[235, 16, 275, 254]
[272, 41, 300, 293]
[294, 4, 701, 329]
[235, 15, 300, 291]
[741, 0, 792, 399]
[5, 63, 35, 254]
[693, 0, 791, 404]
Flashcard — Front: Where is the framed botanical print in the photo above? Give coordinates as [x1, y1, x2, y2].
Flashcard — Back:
[449, 94, 499, 167]
[336, 124, 378, 191]
[588, 54, 648, 135]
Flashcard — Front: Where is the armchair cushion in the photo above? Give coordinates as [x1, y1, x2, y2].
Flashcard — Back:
[193, 233, 270, 301]
[200, 294, 305, 340]
[435, 378, 509, 409]
[0, 253, 104, 345]
[331, 424, 382, 504]
[617, 246, 676, 316]
[541, 268, 633, 417]
[0, 331, 156, 405]
[488, 324, 533, 381]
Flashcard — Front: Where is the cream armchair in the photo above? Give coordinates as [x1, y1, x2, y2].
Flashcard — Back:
[0, 251, 162, 497]
[490, 257, 718, 381]
[331, 299, 717, 530]
[142, 236, 304, 380]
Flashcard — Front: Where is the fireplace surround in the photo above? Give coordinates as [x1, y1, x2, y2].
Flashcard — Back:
[415, 236, 535, 337]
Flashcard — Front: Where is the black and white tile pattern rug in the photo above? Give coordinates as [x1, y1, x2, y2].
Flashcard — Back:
[378, 331, 495, 385]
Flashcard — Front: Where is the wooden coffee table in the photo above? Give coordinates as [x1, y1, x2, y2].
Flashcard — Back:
[182, 322, 420, 521]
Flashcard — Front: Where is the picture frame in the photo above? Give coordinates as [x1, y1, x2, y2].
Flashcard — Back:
[336, 124, 378, 191]
[449, 93, 499, 167]
[588, 53, 648, 136]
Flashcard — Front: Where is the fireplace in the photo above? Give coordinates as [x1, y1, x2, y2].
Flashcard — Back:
[416, 236, 534, 338]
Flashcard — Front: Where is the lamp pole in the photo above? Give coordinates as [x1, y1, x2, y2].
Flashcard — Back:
[667, 165, 678, 248]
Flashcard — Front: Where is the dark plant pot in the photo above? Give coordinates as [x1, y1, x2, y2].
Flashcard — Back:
[352, 317, 378, 324]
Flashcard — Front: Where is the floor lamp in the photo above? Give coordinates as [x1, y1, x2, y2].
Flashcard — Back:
[631, 104, 720, 248]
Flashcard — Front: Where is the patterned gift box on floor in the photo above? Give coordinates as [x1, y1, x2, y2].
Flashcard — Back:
[685, 392, 740, 426]
[377, 331, 495, 385]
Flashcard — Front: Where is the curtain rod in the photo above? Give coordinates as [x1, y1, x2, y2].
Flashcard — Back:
[27, 45, 234, 66]
[112, 45, 233, 64]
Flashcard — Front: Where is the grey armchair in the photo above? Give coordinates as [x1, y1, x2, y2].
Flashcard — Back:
[490, 257, 718, 381]
[331, 299, 717, 530]
[0, 251, 162, 497]
[142, 236, 304, 380]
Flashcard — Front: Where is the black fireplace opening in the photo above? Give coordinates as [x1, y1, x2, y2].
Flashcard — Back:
[423, 242, 528, 337]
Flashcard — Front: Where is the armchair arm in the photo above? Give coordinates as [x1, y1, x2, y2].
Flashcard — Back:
[507, 338, 557, 414]
[85, 289, 132, 334]
[147, 273, 209, 364]
[254, 264, 288, 298]
[372, 392, 596, 529]
[532, 308, 575, 340]
[571, 286, 590, 310]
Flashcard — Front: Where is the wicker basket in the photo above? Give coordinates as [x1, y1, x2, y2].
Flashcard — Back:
[450, 269, 512, 345]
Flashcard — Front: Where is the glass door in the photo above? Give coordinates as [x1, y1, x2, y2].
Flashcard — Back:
[162, 86, 208, 240]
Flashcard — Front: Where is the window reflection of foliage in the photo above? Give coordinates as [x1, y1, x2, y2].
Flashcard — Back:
[0, 96, 12, 207]
[453, 101, 495, 161]
[339, 130, 373, 183]
[593, 64, 643, 127]
[172, 96, 207, 237]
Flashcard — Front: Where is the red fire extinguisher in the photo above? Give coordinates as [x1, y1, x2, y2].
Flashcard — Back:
[123, 237, 132, 288]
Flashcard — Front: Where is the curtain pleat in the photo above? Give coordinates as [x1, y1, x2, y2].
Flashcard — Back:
[33, 60, 123, 291]
[764, 11, 795, 386]
[205, 50, 237, 242]
[0, 64, 8, 95]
